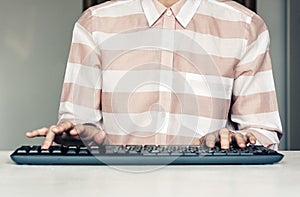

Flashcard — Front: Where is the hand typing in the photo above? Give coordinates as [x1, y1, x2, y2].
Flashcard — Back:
[199, 128, 257, 149]
[26, 120, 106, 149]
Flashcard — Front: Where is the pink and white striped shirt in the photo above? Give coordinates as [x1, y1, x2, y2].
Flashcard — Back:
[59, 0, 282, 148]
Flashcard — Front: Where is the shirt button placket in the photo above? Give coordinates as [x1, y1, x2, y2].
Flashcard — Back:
[158, 9, 176, 144]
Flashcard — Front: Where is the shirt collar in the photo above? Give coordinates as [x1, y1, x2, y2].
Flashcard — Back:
[141, 0, 202, 28]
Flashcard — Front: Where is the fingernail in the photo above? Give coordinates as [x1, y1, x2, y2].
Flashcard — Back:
[70, 130, 78, 135]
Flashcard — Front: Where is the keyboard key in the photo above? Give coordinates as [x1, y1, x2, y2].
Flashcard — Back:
[184, 152, 198, 156]
[227, 151, 240, 156]
[29, 146, 40, 154]
[68, 145, 78, 150]
[17, 149, 27, 154]
[157, 152, 170, 156]
[240, 152, 254, 156]
[105, 145, 117, 154]
[67, 149, 77, 154]
[19, 146, 31, 152]
[90, 146, 100, 154]
[143, 152, 157, 156]
[214, 150, 228, 156]
[213, 152, 227, 156]
[41, 149, 50, 154]
[240, 149, 254, 156]
[79, 149, 89, 155]
[51, 146, 62, 154]
[170, 152, 183, 156]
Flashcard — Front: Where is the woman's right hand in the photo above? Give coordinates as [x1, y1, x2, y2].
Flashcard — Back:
[26, 120, 106, 149]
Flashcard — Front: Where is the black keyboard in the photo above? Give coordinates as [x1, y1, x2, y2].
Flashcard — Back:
[10, 144, 284, 165]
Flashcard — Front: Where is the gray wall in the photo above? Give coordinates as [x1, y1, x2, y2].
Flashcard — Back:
[287, 0, 300, 150]
[0, 0, 82, 150]
[257, 0, 287, 149]
[0, 0, 291, 150]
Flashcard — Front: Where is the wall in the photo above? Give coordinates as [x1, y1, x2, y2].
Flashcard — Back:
[287, 0, 300, 150]
[257, 0, 287, 149]
[0, 0, 82, 150]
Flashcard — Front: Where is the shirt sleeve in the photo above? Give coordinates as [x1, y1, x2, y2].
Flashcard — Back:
[230, 14, 283, 150]
[58, 9, 103, 129]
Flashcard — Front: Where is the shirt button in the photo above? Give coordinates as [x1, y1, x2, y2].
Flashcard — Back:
[166, 9, 172, 16]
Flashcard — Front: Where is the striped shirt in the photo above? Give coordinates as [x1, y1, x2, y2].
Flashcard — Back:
[59, 0, 282, 148]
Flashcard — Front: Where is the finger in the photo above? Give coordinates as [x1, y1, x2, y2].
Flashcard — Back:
[69, 128, 79, 136]
[219, 128, 231, 149]
[199, 137, 204, 145]
[26, 128, 48, 138]
[205, 133, 217, 148]
[53, 121, 74, 134]
[76, 125, 91, 139]
[246, 132, 257, 144]
[234, 133, 247, 148]
[41, 126, 56, 149]
[93, 130, 106, 145]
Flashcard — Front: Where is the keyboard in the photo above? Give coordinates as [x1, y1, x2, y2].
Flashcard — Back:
[10, 144, 284, 165]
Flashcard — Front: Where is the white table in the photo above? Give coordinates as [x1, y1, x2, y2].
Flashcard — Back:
[0, 151, 299, 197]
